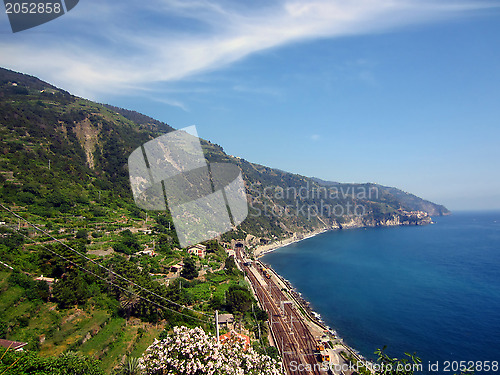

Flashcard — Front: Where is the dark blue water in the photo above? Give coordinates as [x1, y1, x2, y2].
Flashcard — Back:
[262, 212, 500, 373]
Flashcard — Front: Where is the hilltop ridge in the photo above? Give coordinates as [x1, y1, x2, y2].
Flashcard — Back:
[0, 66, 450, 372]
[0, 66, 449, 245]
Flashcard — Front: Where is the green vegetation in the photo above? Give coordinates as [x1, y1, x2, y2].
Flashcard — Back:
[374, 347, 474, 375]
[340, 350, 372, 375]
[112, 230, 142, 255]
[0, 67, 447, 254]
[0, 67, 450, 374]
[180, 257, 198, 280]
[0, 233, 255, 371]
[225, 285, 254, 314]
[0, 349, 104, 375]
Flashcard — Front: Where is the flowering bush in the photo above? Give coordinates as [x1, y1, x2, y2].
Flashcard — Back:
[138, 326, 283, 375]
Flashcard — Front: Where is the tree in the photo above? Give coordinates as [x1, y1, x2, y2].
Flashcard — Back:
[157, 234, 173, 254]
[181, 257, 198, 280]
[226, 285, 254, 314]
[0, 318, 7, 337]
[209, 294, 224, 311]
[253, 305, 268, 322]
[7, 271, 49, 301]
[112, 230, 142, 255]
[75, 229, 88, 240]
[120, 285, 140, 320]
[0, 227, 24, 250]
[112, 242, 133, 255]
[52, 271, 89, 308]
[120, 230, 141, 252]
[374, 347, 422, 375]
[224, 255, 239, 276]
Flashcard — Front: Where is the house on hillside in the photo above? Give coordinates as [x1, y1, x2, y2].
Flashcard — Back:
[216, 313, 234, 330]
[0, 339, 28, 351]
[170, 263, 183, 273]
[137, 248, 157, 257]
[187, 244, 206, 258]
[35, 275, 55, 285]
[34, 275, 56, 294]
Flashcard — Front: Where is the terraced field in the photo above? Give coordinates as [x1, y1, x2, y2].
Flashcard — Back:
[0, 270, 164, 372]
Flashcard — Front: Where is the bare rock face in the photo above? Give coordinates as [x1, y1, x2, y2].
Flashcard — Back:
[73, 117, 101, 169]
[338, 210, 432, 229]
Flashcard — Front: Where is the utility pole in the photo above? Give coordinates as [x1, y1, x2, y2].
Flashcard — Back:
[216, 310, 220, 343]
[48, 160, 51, 170]
[252, 304, 262, 342]
[289, 315, 295, 335]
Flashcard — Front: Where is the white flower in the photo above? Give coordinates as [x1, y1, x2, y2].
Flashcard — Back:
[138, 326, 283, 375]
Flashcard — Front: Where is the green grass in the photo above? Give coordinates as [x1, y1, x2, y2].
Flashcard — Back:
[4, 298, 34, 321]
[0, 275, 156, 366]
[212, 283, 231, 302]
[79, 317, 125, 356]
[0, 286, 24, 315]
[129, 324, 164, 358]
[206, 271, 229, 284]
[0, 271, 10, 289]
[187, 282, 211, 302]
[40, 309, 111, 357]
[97, 324, 138, 372]
[162, 253, 183, 266]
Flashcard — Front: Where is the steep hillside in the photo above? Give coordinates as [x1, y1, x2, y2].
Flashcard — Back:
[0, 67, 449, 245]
[0, 67, 450, 372]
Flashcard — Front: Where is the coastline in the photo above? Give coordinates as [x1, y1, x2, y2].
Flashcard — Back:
[248, 216, 439, 370]
[250, 227, 371, 369]
[253, 210, 435, 259]
[262, 259, 368, 363]
[253, 227, 329, 258]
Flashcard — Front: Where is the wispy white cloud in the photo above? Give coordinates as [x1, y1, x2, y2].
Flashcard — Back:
[150, 97, 189, 112]
[0, 0, 496, 99]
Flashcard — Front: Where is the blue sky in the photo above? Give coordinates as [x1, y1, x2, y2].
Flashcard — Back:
[1, 0, 500, 211]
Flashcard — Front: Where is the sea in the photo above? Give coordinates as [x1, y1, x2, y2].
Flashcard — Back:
[261, 211, 500, 374]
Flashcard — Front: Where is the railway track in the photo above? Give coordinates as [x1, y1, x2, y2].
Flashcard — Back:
[236, 249, 324, 375]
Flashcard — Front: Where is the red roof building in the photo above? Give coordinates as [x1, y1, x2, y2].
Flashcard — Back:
[0, 339, 28, 351]
[187, 244, 206, 258]
[219, 331, 250, 351]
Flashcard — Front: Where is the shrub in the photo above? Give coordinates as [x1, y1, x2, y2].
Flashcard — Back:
[139, 326, 282, 375]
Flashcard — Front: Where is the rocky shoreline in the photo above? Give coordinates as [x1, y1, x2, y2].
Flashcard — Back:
[252, 210, 434, 258]
[256, 253, 371, 370]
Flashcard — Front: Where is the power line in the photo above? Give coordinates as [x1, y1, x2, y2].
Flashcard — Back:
[14, 229, 209, 324]
[1, 202, 211, 317]
[0, 203, 213, 322]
